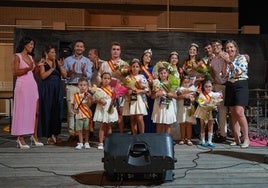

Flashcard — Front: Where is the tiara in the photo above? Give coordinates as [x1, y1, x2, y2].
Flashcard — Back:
[190, 43, 199, 48]
[132, 58, 140, 63]
[143, 48, 152, 56]
[170, 51, 179, 56]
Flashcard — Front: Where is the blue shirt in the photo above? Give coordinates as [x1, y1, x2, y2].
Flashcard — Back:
[64, 55, 93, 84]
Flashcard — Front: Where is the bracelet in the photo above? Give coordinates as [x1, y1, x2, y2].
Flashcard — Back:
[50, 68, 55, 72]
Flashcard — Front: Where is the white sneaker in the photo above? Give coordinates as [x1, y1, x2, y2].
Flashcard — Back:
[75, 143, 83, 150]
[84, 142, 90, 149]
[97, 143, 104, 150]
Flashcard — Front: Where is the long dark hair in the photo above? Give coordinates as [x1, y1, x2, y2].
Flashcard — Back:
[15, 36, 35, 56]
[42, 45, 57, 59]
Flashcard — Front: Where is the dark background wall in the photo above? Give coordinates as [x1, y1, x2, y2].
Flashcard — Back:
[239, 0, 267, 34]
[15, 28, 268, 91]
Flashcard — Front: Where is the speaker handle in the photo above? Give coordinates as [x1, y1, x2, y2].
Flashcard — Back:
[129, 142, 149, 156]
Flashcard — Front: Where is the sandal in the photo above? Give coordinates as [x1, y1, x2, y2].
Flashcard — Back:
[178, 140, 185, 145]
[52, 135, 62, 144]
[186, 139, 193, 146]
[47, 137, 55, 145]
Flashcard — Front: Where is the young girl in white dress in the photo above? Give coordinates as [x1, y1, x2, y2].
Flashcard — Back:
[123, 59, 149, 135]
[177, 76, 197, 146]
[151, 67, 177, 134]
[93, 72, 118, 149]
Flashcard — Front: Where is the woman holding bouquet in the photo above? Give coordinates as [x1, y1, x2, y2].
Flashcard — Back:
[194, 79, 223, 148]
[93, 72, 118, 149]
[181, 43, 208, 87]
[151, 67, 177, 134]
[123, 59, 149, 135]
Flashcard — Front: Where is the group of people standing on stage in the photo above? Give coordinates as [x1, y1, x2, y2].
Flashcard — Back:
[11, 36, 250, 150]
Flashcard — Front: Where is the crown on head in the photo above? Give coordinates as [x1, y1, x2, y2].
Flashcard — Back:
[143, 48, 152, 56]
[170, 51, 179, 56]
[190, 43, 199, 49]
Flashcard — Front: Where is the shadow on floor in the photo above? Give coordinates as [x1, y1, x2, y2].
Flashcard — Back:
[71, 170, 163, 186]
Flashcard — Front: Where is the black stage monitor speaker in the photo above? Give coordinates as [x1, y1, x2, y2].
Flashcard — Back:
[102, 133, 176, 182]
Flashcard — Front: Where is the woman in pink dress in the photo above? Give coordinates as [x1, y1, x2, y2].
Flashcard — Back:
[12, 36, 43, 149]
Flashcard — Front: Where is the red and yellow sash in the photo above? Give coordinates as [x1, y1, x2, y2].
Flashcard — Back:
[107, 60, 116, 72]
[74, 93, 92, 119]
[203, 91, 211, 101]
[101, 86, 113, 97]
[141, 65, 153, 80]
[131, 75, 142, 89]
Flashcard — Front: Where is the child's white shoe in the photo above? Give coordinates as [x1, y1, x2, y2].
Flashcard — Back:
[75, 143, 83, 150]
[97, 143, 104, 150]
[84, 142, 90, 149]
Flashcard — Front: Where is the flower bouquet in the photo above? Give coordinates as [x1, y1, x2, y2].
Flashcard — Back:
[110, 78, 128, 97]
[88, 85, 106, 101]
[112, 61, 130, 82]
[177, 85, 197, 95]
[123, 76, 149, 108]
[107, 80, 129, 113]
[152, 61, 176, 78]
[152, 79, 172, 108]
[152, 61, 180, 90]
[194, 61, 213, 80]
[198, 91, 223, 110]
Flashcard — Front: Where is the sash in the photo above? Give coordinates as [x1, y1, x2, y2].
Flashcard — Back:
[74, 93, 92, 119]
[160, 82, 170, 93]
[101, 86, 113, 97]
[141, 65, 153, 80]
[107, 60, 116, 72]
[203, 91, 211, 101]
[131, 75, 142, 89]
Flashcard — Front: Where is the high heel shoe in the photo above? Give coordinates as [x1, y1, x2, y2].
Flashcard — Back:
[240, 141, 250, 149]
[16, 138, 30, 149]
[30, 136, 44, 146]
[52, 135, 62, 144]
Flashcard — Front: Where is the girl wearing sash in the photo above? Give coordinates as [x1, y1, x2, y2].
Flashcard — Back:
[93, 72, 118, 150]
[140, 49, 156, 133]
[123, 59, 149, 135]
[194, 79, 223, 148]
[151, 67, 177, 134]
[71, 77, 92, 149]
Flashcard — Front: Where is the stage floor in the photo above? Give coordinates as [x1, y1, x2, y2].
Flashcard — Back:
[0, 120, 268, 187]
